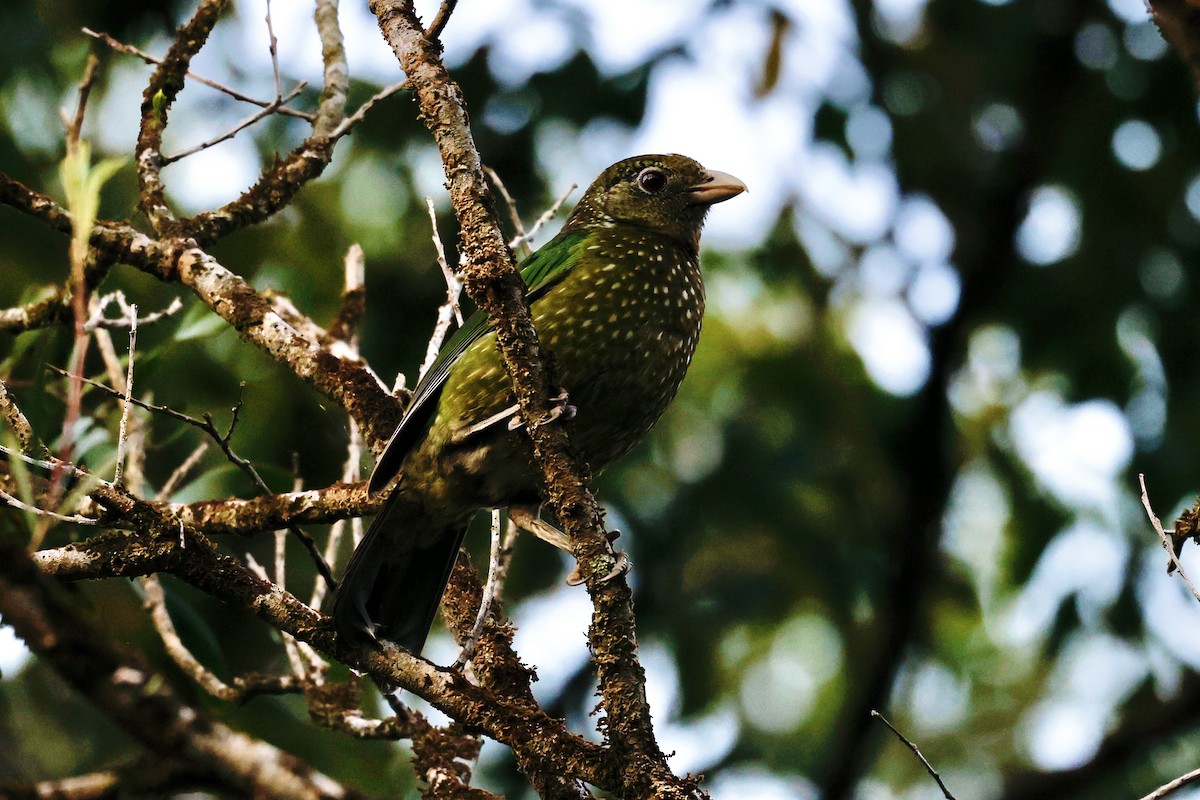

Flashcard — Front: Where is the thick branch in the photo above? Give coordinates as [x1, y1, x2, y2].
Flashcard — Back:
[0, 758, 215, 800]
[0, 172, 405, 446]
[371, 5, 684, 798]
[312, 0, 350, 138]
[367, 4, 688, 798]
[135, 0, 230, 234]
[0, 532, 371, 800]
[444, 554, 591, 800]
[1150, 0, 1200, 90]
[173, 480, 374, 535]
[34, 523, 617, 787]
[172, 245, 401, 444]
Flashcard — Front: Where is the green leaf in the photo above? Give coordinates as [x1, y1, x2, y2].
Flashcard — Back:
[57, 140, 127, 263]
[173, 301, 228, 342]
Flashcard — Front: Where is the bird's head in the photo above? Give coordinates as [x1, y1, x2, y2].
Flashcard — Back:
[564, 154, 746, 252]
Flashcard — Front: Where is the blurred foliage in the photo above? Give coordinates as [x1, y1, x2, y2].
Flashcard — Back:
[3, 0, 1200, 799]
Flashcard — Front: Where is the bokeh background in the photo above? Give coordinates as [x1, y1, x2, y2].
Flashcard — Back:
[3, 0, 1200, 798]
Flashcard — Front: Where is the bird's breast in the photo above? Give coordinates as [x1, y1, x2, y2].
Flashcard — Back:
[532, 230, 705, 468]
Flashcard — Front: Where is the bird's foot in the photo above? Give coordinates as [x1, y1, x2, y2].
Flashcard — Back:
[510, 506, 629, 586]
[507, 389, 576, 431]
[566, 549, 630, 586]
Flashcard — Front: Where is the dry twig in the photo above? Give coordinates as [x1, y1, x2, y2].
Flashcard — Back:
[0, 489, 98, 525]
[162, 81, 308, 164]
[871, 710, 956, 800]
[82, 27, 314, 120]
[49, 367, 337, 589]
[419, 197, 464, 382]
[1139, 765, 1200, 800]
[426, 0, 459, 40]
[1139, 473, 1200, 604]
[370, 1, 679, 796]
[112, 303, 137, 486]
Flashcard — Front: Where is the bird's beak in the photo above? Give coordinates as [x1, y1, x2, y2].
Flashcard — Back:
[686, 169, 747, 205]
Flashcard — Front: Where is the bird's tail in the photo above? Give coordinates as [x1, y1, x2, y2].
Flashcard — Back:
[332, 490, 467, 654]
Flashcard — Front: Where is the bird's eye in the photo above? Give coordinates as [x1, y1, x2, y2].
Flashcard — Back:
[637, 167, 667, 194]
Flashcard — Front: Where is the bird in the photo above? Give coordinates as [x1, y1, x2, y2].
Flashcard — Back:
[332, 154, 746, 653]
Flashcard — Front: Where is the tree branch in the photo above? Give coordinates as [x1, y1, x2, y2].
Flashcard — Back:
[0, 530, 374, 800]
[34, 521, 619, 787]
[0, 757, 215, 800]
[135, 0, 230, 235]
[367, 3, 694, 797]
[312, 0, 350, 138]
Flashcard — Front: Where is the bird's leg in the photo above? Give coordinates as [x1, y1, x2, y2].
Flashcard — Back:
[508, 505, 629, 586]
[449, 402, 520, 444]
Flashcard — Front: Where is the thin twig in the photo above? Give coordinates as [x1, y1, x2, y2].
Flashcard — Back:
[48, 366, 337, 589]
[139, 466, 310, 705]
[264, 0, 283, 102]
[871, 710, 956, 800]
[484, 166, 532, 259]
[313, 420, 362, 609]
[0, 489, 98, 525]
[86, 292, 183, 330]
[313, 246, 366, 608]
[425, 0, 458, 40]
[162, 81, 308, 163]
[419, 196, 464, 381]
[328, 81, 407, 140]
[1139, 765, 1200, 800]
[277, 464, 308, 680]
[427, 197, 460, 322]
[0, 443, 88, 478]
[491, 514, 521, 606]
[454, 509, 504, 669]
[113, 303, 137, 486]
[1139, 473, 1200, 603]
[157, 441, 210, 500]
[82, 27, 313, 120]
[142, 572, 241, 700]
[513, 182, 576, 252]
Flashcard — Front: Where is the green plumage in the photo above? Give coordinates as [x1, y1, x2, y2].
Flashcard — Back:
[333, 154, 745, 651]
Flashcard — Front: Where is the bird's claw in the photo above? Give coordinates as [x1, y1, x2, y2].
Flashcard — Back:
[509, 389, 576, 431]
[566, 550, 631, 586]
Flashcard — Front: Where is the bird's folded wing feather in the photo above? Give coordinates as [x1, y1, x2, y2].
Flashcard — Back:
[368, 229, 590, 492]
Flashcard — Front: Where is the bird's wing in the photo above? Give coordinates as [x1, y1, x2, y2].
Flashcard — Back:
[368, 229, 590, 492]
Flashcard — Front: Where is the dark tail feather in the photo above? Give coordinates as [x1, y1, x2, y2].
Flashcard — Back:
[332, 492, 466, 654]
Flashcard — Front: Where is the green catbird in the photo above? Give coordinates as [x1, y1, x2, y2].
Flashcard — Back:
[333, 154, 746, 652]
